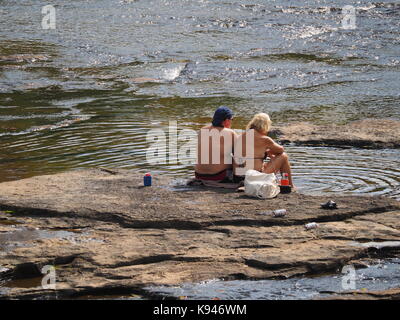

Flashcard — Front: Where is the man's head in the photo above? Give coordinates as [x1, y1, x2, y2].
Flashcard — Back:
[211, 106, 234, 128]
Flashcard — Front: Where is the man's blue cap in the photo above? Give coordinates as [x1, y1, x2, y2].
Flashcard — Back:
[212, 106, 234, 127]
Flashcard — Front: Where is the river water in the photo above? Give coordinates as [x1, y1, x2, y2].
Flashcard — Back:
[1, 0, 399, 199]
[146, 257, 400, 300]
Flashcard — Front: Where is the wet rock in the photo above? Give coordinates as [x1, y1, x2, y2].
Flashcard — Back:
[272, 119, 400, 149]
[321, 288, 400, 300]
[0, 54, 50, 64]
[12, 263, 41, 280]
[126, 77, 160, 83]
[0, 169, 399, 299]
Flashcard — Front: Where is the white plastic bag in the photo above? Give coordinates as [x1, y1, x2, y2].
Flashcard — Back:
[244, 169, 280, 199]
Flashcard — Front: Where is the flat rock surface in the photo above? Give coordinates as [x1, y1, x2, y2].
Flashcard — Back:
[321, 288, 400, 300]
[0, 168, 400, 299]
[273, 119, 400, 148]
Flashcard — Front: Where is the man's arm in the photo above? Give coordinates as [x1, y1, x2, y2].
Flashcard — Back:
[229, 129, 238, 157]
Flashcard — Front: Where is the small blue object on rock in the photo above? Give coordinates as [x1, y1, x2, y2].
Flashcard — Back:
[144, 173, 152, 186]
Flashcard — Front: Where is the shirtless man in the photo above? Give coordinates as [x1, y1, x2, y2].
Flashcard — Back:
[233, 113, 294, 187]
[195, 106, 238, 182]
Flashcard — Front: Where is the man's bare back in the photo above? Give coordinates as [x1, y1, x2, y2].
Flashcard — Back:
[194, 106, 237, 179]
[195, 125, 237, 174]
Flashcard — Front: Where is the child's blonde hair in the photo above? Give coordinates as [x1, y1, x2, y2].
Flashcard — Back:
[246, 113, 272, 133]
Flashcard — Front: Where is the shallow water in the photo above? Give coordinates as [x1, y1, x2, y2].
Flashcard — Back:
[0, 226, 103, 255]
[289, 146, 400, 200]
[2, 257, 399, 300]
[1, 0, 399, 199]
[146, 258, 400, 300]
[0, 227, 79, 252]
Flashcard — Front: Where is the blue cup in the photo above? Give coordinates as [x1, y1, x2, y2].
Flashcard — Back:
[144, 173, 152, 186]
